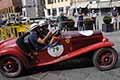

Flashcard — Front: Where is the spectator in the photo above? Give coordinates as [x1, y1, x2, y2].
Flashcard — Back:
[77, 12, 84, 31]
[112, 7, 118, 17]
[111, 7, 118, 31]
[0, 19, 3, 27]
[74, 12, 78, 29]
[57, 12, 68, 31]
[91, 10, 97, 30]
[83, 4, 89, 16]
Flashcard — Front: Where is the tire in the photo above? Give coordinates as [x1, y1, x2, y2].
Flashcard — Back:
[0, 56, 24, 77]
[93, 48, 118, 71]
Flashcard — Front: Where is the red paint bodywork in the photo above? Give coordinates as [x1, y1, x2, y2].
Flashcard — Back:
[0, 31, 114, 69]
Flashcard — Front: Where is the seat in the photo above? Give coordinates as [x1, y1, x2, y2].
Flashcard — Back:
[16, 32, 32, 53]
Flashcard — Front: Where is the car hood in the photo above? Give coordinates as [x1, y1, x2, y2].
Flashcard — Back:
[0, 38, 17, 50]
[62, 30, 102, 38]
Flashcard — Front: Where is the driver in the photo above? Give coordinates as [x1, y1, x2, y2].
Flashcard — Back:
[26, 22, 53, 59]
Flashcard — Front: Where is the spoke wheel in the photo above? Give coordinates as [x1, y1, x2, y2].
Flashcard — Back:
[93, 48, 118, 71]
[0, 56, 23, 77]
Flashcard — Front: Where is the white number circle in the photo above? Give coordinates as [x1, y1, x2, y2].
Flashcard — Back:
[47, 45, 64, 57]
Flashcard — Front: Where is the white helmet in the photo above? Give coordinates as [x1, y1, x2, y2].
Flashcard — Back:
[30, 23, 38, 31]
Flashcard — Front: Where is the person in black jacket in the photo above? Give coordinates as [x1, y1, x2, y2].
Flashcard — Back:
[77, 12, 84, 31]
[57, 12, 68, 30]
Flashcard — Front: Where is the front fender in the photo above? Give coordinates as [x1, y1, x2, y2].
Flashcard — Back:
[83, 41, 114, 52]
[69, 41, 114, 58]
[0, 47, 31, 69]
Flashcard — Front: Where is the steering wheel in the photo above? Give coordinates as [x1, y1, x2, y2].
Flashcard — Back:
[44, 29, 60, 45]
[52, 30, 61, 37]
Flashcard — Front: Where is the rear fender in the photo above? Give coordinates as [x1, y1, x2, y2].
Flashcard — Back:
[0, 48, 31, 69]
[0, 38, 14, 45]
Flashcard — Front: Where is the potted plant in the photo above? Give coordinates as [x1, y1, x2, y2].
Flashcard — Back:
[84, 18, 93, 30]
[102, 16, 113, 32]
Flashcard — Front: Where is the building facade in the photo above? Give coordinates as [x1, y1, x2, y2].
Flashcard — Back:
[0, 0, 22, 19]
[71, 0, 120, 15]
[88, 0, 120, 15]
[71, 0, 88, 8]
[22, 0, 38, 18]
[37, 0, 45, 17]
[45, 0, 71, 17]
[22, 0, 45, 18]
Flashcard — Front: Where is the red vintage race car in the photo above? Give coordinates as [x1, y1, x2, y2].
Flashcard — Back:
[0, 30, 118, 77]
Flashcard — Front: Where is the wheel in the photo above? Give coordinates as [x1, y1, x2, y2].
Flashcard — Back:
[93, 48, 118, 71]
[0, 56, 24, 77]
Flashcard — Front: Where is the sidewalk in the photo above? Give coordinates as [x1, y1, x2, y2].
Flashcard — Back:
[97, 16, 120, 31]
[103, 31, 120, 53]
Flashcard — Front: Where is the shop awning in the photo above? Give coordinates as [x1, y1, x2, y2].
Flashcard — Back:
[70, 2, 89, 9]
[111, 1, 120, 7]
[88, 3, 98, 9]
[79, 2, 89, 8]
[99, 2, 111, 8]
[70, 1, 120, 9]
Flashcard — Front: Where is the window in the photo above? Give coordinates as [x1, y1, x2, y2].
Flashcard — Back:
[59, 7, 64, 12]
[48, 0, 53, 4]
[54, 0, 56, 3]
[52, 8, 57, 16]
[47, 9, 51, 15]
[23, 11, 26, 17]
[9, 8, 11, 13]
[11, 7, 14, 13]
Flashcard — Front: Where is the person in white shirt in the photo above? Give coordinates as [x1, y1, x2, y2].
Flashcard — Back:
[91, 10, 97, 30]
